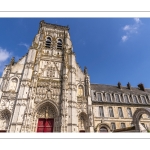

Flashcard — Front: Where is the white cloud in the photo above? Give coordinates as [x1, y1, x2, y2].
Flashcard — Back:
[0, 47, 12, 73]
[121, 18, 142, 42]
[123, 25, 130, 31]
[122, 35, 128, 42]
[0, 47, 11, 62]
[19, 42, 29, 49]
[134, 18, 140, 24]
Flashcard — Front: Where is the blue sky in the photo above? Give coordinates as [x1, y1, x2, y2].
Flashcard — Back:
[1, 18, 150, 88]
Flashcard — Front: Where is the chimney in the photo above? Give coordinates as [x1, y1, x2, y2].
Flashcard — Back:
[138, 83, 145, 91]
[127, 82, 131, 90]
[118, 82, 122, 89]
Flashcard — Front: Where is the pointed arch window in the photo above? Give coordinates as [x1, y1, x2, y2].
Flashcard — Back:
[45, 37, 51, 48]
[57, 39, 62, 50]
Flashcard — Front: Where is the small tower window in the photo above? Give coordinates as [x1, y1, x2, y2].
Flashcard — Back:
[57, 39, 62, 50]
[45, 37, 51, 48]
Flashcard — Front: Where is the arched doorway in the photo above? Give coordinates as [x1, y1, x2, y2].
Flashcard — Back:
[99, 127, 108, 132]
[95, 123, 111, 132]
[132, 108, 150, 132]
[0, 109, 11, 132]
[78, 112, 88, 132]
[34, 101, 59, 132]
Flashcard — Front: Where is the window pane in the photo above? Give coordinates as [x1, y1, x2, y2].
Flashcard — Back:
[121, 123, 126, 128]
[115, 94, 120, 102]
[118, 107, 123, 117]
[109, 107, 114, 117]
[106, 94, 111, 102]
[133, 96, 138, 103]
[111, 123, 116, 130]
[124, 95, 129, 103]
[97, 93, 102, 101]
[99, 106, 104, 117]
[127, 108, 132, 118]
[141, 96, 146, 104]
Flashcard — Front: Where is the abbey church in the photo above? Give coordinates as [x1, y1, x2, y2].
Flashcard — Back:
[0, 20, 150, 133]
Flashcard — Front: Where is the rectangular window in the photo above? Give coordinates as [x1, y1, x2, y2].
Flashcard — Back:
[97, 93, 102, 101]
[127, 108, 132, 118]
[111, 123, 116, 130]
[118, 107, 124, 118]
[109, 107, 114, 117]
[121, 123, 126, 128]
[99, 106, 104, 117]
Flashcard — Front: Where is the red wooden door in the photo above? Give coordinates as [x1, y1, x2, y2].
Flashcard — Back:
[79, 130, 85, 132]
[37, 118, 54, 132]
[0, 130, 6, 132]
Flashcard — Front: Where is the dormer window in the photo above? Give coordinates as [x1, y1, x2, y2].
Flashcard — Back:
[106, 93, 111, 102]
[57, 39, 62, 50]
[97, 93, 102, 101]
[124, 95, 129, 103]
[141, 96, 146, 104]
[45, 37, 51, 48]
[133, 96, 138, 103]
[115, 94, 120, 102]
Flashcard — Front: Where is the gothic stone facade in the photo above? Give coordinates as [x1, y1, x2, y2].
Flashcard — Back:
[0, 21, 150, 132]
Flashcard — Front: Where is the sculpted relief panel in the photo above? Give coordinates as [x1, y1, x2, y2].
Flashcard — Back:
[32, 80, 61, 104]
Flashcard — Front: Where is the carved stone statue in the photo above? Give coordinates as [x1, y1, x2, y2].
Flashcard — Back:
[10, 57, 15, 66]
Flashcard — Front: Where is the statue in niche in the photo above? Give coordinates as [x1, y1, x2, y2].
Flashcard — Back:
[80, 116, 84, 128]
[10, 78, 18, 92]
[47, 90, 51, 99]
[45, 106, 49, 118]
[10, 57, 15, 66]
[78, 85, 83, 97]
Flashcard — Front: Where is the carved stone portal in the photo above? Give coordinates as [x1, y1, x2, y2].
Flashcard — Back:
[0, 109, 11, 131]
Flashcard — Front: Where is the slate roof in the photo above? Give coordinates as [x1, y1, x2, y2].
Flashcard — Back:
[90, 84, 150, 95]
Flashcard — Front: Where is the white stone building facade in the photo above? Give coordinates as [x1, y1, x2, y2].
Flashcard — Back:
[0, 21, 94, 132]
